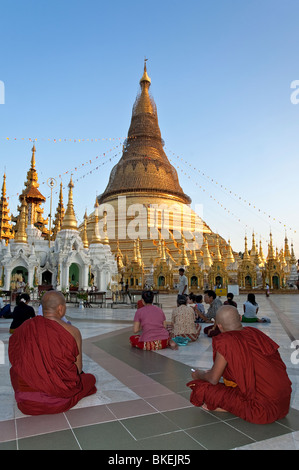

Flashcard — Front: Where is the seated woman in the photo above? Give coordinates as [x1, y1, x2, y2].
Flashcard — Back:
[242, 293, 263, 322]
[170, 294, 201, 341]
[223, 292, 237, 308]
[9, 293, 35, 334]
[130, 291, 178, 350]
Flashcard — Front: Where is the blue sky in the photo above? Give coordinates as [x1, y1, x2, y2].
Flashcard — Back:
[0, 0, 298, 257]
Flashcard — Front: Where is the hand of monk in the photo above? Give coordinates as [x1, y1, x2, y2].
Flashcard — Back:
[191, 369, 206, 380]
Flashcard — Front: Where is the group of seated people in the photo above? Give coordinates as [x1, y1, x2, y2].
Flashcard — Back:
[129, 289, 291, 425]
[130, 289, 269, 349]
[6, 287, 291, 426]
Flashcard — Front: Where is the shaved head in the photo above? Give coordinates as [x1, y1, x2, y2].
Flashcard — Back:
[216, 305, 242, 332]
[42, 290, 66, 315]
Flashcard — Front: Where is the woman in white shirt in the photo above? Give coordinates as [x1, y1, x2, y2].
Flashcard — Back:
[242, 293, 262, 322]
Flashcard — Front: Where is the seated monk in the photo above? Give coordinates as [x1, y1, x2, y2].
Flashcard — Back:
[9, 290, 96, 415]
[187, 305, 292, 424]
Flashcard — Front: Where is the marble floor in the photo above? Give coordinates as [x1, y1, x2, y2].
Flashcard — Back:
[0, 293, 299, 451]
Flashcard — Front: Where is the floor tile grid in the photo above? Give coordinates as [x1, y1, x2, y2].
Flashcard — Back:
[0, 337, 261, 450]
[1, 294, 299, 450]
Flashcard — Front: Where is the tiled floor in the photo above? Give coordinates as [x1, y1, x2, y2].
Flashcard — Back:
[0, 293, 299, 450]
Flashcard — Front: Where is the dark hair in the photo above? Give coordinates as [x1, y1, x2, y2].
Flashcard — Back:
[19, 293, 30, 303]
[142, 290, 154, 304]
[247, 293, 257, 305]
[177, 294, 187, 306]
[188, 293, 196, 301]
[204, 289, 216, 299]
[227, 292, 234, 299]
[196, 295, 203, 303]
[179, 268, 185, 273]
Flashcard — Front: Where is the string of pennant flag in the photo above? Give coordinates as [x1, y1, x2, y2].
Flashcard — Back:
[3, 136, 127, 142]
[3, 137, 297, 239]
[6, 146, 122, 201]
[166, 149, 297, 236]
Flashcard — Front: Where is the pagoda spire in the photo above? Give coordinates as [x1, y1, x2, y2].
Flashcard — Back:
[267, 232, 275, 260]
[259, 239, 266, 265]
[290, 243, 296, 264]
[179, 237, 189, 266]
[14, 198, 27, 243]
[52, 181, 65, 239]
[81, 210, 89, 248]
[243, 235, 250, 261]
[202, 236, 212, 268]
[90, 198, 101, 244]
[213, 235, 222, 261]
[0, 173, 13, 244]
[61, 176, 78, 230]
[284, 233, 291, 263]
[224, 239, 235, 266]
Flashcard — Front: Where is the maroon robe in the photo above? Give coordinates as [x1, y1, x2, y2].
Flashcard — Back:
[9, 316, 96, 415]
[187, 327, 292, 424]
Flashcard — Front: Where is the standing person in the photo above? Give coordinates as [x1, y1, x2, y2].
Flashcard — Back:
[9, 293, 35, 334]
[170, 295, 201, 341]
[130, 290, 178, 350]
[125, 279, 132, 302]
[187, 305, 292, 424]
[265, 284, 270, 297]
[178, 268, 188, 296]
[9, 290, 97, 415]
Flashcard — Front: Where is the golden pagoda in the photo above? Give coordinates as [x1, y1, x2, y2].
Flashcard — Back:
[84, 61, 225, 287]
[13, 145, 49, 239]
[51, 181, 65, 239]
[238, 235, 257, 288]
[0, 173, 13, 244]
[61, 176, 78, 231]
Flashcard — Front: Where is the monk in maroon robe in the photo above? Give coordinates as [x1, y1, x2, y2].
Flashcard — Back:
[9, 290, 96, 415]
[187, 305, 292, 424]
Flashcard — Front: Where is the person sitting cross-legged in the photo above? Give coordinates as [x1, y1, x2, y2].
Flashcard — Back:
[9, 290, 97, 415]
[130, 290, 178, 351]
[187, 305, 292, 424]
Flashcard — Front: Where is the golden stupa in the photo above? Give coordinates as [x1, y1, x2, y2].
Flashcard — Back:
[84, 62, 232, 286]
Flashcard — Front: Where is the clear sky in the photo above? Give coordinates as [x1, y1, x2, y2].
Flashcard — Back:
[0, 0, 298, 258]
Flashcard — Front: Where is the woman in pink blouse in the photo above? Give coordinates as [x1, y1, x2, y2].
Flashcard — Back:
[130, 291, 178, 350]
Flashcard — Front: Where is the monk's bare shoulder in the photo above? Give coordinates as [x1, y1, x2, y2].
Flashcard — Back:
[50, 318, 82, 346]
[62, 321, 81, 343]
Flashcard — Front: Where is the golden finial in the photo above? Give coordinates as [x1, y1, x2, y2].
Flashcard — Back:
[243, 235, 250, 260]
[61, 175, 78, 230]
[0, 173, 13, 245]
[267, 231, 275, 260]
[224, 239, 235, 266]
[259, 239, 265, 265]
[140, 57, 151, 85]
[101, 209, 109, 245]
[81, 210, 89, 248]
[202, 236, 212, 268]
[90, 197, 101, 244]
[14, 198, 28, 243]
[213, 234, 222, 261]
[284, 233, 291, 261]
[31, 144, 36, 169]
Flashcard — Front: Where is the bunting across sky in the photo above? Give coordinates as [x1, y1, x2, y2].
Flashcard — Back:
[166, 148, 297, 236]
[3, 137, 297, 241]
